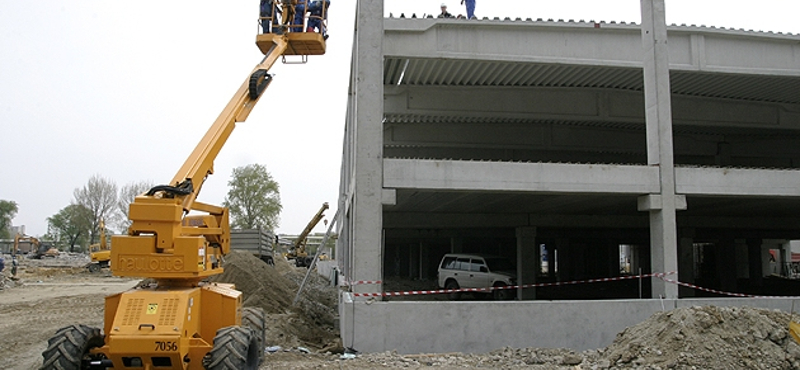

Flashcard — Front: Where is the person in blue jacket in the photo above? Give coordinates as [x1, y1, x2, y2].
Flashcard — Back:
[260, 0, 279, 33]
[307, 0, 330, 39]
[292, 1, 307, 33]
[460, 0, 476, 19]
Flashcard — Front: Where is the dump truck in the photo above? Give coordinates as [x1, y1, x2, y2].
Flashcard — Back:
[230, 228, 275, 266]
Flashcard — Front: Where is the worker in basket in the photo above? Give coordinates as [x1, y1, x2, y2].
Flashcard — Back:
[307, 0, 330, 39]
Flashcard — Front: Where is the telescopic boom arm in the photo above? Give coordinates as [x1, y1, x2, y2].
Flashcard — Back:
[112, 36, 290, 283]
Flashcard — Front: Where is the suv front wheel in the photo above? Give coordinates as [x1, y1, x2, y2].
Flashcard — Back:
[492, 283, 514, 300]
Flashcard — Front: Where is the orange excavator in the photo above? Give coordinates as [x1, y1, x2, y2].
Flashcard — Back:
[86, 219, 110, 273]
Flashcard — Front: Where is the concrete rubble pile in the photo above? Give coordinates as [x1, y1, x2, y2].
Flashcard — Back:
[208, 250, 342, 352]
[596, 305, 800, 369]
[22, 252, 90, 268]
[258, 305, 800, 369]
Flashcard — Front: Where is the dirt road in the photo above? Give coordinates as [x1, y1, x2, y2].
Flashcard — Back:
[0, 274, 138, 370]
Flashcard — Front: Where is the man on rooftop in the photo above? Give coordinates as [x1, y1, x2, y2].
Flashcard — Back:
[438, 3, 453, 18]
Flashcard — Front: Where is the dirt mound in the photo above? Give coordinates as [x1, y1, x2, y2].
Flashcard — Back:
[599, 305, 800, 369]
[208, 251, 340, 352]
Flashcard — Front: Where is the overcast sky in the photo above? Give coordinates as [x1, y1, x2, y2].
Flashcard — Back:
[1, 1, 798, 239]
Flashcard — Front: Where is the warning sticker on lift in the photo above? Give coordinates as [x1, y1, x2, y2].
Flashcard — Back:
[146, 303, 158, 315]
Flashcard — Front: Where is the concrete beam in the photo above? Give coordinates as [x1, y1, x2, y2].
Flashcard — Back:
[676, 167, 800, 196]
[385, 85, 798, 130]
[383, 158, 660, 194]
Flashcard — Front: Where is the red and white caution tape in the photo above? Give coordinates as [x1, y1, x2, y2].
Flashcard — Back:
[340, 280, 382, 287]
[349, 271, 676, 298]
[659, 276, 800, 299]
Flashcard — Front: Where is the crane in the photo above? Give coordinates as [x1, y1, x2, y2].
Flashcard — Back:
[286, 202, 329, 267]
[40, 2, 329, 369]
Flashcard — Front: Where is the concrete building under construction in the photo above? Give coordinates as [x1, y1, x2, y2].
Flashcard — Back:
[336, 0, 800, 354]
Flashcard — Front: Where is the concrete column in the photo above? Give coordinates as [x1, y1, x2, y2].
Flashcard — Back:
[516, 227, 538, 300]
[747, 238, 763, 286]
[780, 242, 791, 276]
[409, 243, 419, 279]
[606, 240, 619, 277]
[735, 239, 749, 279]
[640, 0, 679, 299]
[716, 238, 737, 292]
[678, 234, 695, 297]
[419, 242, 430, 280]
[450, 237, 463, 253]
[350, 0, 384, 296]
[556, 238, 571, 281]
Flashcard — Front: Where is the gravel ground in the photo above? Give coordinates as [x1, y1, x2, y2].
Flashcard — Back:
[6, 252, 800, 370]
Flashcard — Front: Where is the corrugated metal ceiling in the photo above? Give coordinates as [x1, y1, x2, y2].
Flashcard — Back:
[385, 58, 800, 104]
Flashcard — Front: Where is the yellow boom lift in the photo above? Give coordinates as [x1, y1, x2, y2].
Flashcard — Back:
[40, 2, 327, 369]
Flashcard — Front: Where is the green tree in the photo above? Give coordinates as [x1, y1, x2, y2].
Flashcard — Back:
[223, 164, 281, 230]
[116, 180, 153, 233]
[73, 175, 118, 244]
[47, 204, 92, 252]
[0, 200, 18, 239]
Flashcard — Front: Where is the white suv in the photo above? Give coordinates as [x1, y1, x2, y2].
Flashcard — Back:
[437, 253, 517, 300]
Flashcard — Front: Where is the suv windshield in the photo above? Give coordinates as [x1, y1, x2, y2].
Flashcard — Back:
[484, 257, 515, 272]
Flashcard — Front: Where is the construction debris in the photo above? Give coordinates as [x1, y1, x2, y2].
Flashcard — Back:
[248, 306, 800, 369]
[208, 251, 341, 352]
[597, 305, 800, 369]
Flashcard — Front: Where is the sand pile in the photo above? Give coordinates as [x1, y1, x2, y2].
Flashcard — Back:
[598, 305, 800, 369]
[208, 251, 340, 352]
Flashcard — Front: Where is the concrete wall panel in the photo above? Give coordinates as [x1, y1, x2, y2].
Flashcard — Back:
[340, 294, 798, 354]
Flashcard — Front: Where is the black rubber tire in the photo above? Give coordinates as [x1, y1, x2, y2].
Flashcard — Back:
[242, 307, 266, 364]
[203, 326, 260, 370]
[445, 280, 461, 301]
[492, 284, 514, 301]
[40, 324, 104, 370]
[87, 264, 100, 273]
